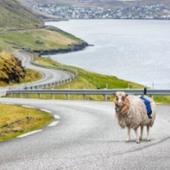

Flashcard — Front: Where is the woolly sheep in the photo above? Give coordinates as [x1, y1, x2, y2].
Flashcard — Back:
[114, 92, 156, 143]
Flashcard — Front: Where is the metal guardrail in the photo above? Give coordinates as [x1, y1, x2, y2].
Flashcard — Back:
[6, 89, 170, 100]
[21, 60, 78, 90]
[10, 52, 78, 91]
[31, 61, 78, 79]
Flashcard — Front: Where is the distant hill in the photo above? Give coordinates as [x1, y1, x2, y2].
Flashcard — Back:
[18, 0, 170, 20]
[17, 0, 170, 19]
[0, 0, 43, 30]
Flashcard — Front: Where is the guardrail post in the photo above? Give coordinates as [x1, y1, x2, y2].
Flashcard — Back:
[104, 94, 107, 101]
[52, 83, 55, 89]
[7, 93, 11, 97]
[38, 93, 41, 99]
[83, 94, 86, 100]
[26, 93, 29, 98]
[144, 87, 147, 95]
[51, 93, 55, 99]
[66, 94, 70, 100]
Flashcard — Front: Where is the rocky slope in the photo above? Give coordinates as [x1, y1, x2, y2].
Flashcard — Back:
[0, 51, 26, 85]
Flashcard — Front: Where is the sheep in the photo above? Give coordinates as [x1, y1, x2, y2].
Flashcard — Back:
[114, 91, 156, 143]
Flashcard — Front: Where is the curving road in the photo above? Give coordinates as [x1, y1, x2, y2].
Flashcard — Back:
[13, 51, 74, 88]
[0, 98, 170, 170]
[0, 51, 170, 169]
[0, 51, 73, 96]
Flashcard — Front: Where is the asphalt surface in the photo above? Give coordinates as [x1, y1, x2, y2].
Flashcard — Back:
[0, 51, 72, 96]
[0, 51, 170, 169]
[0, 98, 170, 170]
[13, 51, 73, 88]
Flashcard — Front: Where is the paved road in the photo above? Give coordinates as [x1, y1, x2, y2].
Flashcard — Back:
[0, 98, 170, 170]
[0, 51, 72, 96]
[1, 51, 170, 169]
[13, 51, 74, 88]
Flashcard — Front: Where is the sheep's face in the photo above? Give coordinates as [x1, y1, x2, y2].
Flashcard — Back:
[114, 92, 129, 112]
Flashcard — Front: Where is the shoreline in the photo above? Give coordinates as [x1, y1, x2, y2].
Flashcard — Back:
[45, 20, 170, 89]
[33, 42, 89, 56]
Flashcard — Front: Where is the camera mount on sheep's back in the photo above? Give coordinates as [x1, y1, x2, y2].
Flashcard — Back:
[114, 91, 156, 144]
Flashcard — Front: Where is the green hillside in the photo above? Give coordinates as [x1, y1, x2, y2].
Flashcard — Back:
[0, 27, 87, 52]
[0, 0, 43, 31]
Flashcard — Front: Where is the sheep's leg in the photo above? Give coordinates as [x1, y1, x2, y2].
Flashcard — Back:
[147, 126, 151, 142]
[140, 126, 144, 141]
[126, 127, 131, 142]
[134, 128, 140, 144]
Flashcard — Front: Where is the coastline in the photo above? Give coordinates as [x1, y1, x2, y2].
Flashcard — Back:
[20, 25, 90, 56]
[33, 42, 89, 55]
[46, 20, 170, 89]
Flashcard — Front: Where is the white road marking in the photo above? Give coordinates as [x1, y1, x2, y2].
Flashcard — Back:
[17, 129, 42, 138]
[48, 121, 60, 127]
[41, 109, 52, 113]
[54, 115, 61, 119]
[4, 103, 13, 105]
[22, 105, 35, 109]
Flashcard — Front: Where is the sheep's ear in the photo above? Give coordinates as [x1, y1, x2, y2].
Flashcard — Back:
[125, 93, 128, 97]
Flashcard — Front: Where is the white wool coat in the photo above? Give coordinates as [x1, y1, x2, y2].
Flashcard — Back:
[115, 95, 156, 129]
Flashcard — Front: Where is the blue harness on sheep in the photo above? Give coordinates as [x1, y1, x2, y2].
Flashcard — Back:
[140, 96, 152, 118]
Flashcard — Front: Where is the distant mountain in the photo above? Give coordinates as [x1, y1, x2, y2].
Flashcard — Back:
[0, 0, 43, 30]
[17, 0, 170, 14]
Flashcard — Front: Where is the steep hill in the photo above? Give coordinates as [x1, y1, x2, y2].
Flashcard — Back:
[0, 0, 43, 30]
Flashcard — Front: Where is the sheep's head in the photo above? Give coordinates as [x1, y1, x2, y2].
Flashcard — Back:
[114, 92, 129, 113]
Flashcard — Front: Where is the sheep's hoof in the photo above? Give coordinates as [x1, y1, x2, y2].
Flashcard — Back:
[139, 137, 143, 142]
[147, 138, 151, 142]
[126, 139, 130, 143]
[136, 139, 140, 144]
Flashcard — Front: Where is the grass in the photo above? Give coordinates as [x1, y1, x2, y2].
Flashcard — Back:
[154, 96, 170, 104]
[20, 68, 42, 84]
[29, 56, 142, 101]
[0, 28, 85, 51]
[32, 56, 170, 103]
[0, 103, 54, 142]
[0, 1, 86, 53]
[0, 50, 42, 86]
[34, 56, 142, 88]
[0, 0, 43, 31]
[0, 68, 42, 87]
